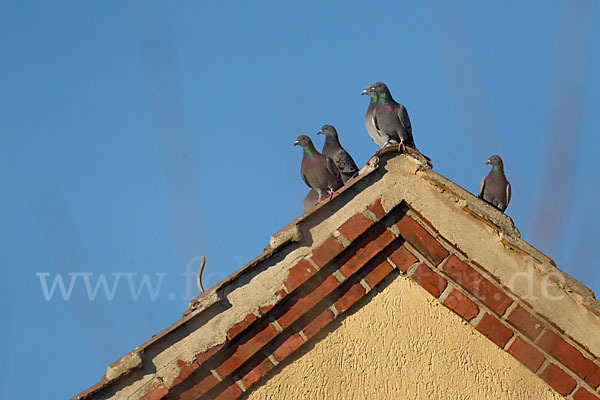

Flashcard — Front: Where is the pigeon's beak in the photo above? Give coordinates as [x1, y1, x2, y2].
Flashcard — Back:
[486, 160, 491, 165]
[361, 89, 368, 96]
[294, 140, 300, 146]
[317, 130, 323, 135]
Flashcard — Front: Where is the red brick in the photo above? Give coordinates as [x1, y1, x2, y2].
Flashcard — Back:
[506, 306, 544, 340]
[338, 224, 396, 279]
[214, 379, 243, 400]
[172, 359, 200, 387]
[271, 332, 305, 362]
[360, 254, 394, 288]
[587, 368, 600, 389]
[276, 272, 340, 330]
[386, 242, 418, 273]
[215, 320, 279, 378]
[539, 363, 577, 396]
[367, 198, 386, 220]
[443, 289, 479, 321]
[507, 336, 545, 372]
[337, 212, 373, 242]
[334, 280, 367, 313]
[476, 313, 514, 348]
[140, 382, 168, 400]
[284, 259, 318, 293]
[196, 343, 224, 365]
[407, 207, 440, 235]
[573, 387, 600, 400]
[238, 356, 275, 390]
[311, 235, 346, 268]
[259, 303, 275, 315]
[411, 264, 447, 298]
[275, 289, 287, 301]
[301, 307, 335, 340]
[226, 313, 258, 341]
[177, 369, 219, 399]
[442, 255, 513, 315]
[394, 213, 448, 265]
[538, 331, 600, 387]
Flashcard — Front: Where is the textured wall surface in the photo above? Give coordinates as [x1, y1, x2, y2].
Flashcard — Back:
[247, 274, 562, 400]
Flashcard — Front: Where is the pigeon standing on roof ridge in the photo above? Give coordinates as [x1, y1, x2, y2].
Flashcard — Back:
[295, 135, 343, 203]
[318, 124, 359, 184]
[362, 82, 416, 151]
[478, 155, 511, 212]
[363, 84, 388, 147]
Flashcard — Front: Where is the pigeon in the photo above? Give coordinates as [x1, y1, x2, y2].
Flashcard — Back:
[294, 135, 343, 202]
[317, 125, 359, 184]
[362, 82, 415, 151]
[478, 155, 511, 212]
[362, 84, 388, 147]
[302, 189, 319, 213]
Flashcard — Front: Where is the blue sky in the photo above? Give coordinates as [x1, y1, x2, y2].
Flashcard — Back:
[1, 1, 599, 399]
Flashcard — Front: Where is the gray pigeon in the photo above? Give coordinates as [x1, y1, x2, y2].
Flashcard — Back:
[362, 84, 388, 147]
[302, 189, 319, 213]
[318, 125, 359, 184]
[478, 155, 511, 212]
[295, 135, 343, 202]
[362, 82, 415, 151]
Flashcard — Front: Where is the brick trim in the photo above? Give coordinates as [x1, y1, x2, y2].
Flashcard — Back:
[81, 200, 600, 400]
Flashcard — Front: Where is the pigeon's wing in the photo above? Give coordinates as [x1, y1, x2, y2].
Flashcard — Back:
[397, 104, 412, 131]
[397, 104, 415, 146]
[478, 177, 485, 198]
[325, 155, 341, 180]
[372, 111, 380, 132]
[506, 181, 511, 206]
[335, 150, 358, 175]
[301, 170, 311, 188]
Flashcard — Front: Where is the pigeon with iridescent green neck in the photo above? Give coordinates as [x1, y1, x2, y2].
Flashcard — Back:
[362, 84, 388, 147]
[318, 125, 359, 184]
[363, 82, 415, 151]
[294, 135, 343, 202]
[478, 155, 511, 212]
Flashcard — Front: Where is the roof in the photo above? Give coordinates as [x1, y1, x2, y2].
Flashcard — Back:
[73, 148, 600, 400]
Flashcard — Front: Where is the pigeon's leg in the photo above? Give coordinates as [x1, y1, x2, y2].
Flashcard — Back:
[315, 189, 325, 203]
[397, 139, 406, 152]
[328, 188, 339, 200]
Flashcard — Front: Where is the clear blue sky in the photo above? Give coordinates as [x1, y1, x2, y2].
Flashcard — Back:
[1, 1, 598, 399]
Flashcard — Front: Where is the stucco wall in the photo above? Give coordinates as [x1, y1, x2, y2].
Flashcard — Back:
[247, 274, 561, 400]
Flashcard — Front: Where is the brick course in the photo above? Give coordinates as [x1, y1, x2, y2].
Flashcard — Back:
[442, 255, 513, 316]
[393, 212, 449, 265]
[538, 330, 600, 387]
[97, 200, 600, 400]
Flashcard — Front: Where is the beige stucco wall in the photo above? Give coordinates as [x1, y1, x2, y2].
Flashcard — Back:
[246, 274, 561, 400]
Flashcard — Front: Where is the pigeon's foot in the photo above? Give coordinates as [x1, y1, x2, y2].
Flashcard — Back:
[328, 189, 339, 200]
[398, 141, 407, 152]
